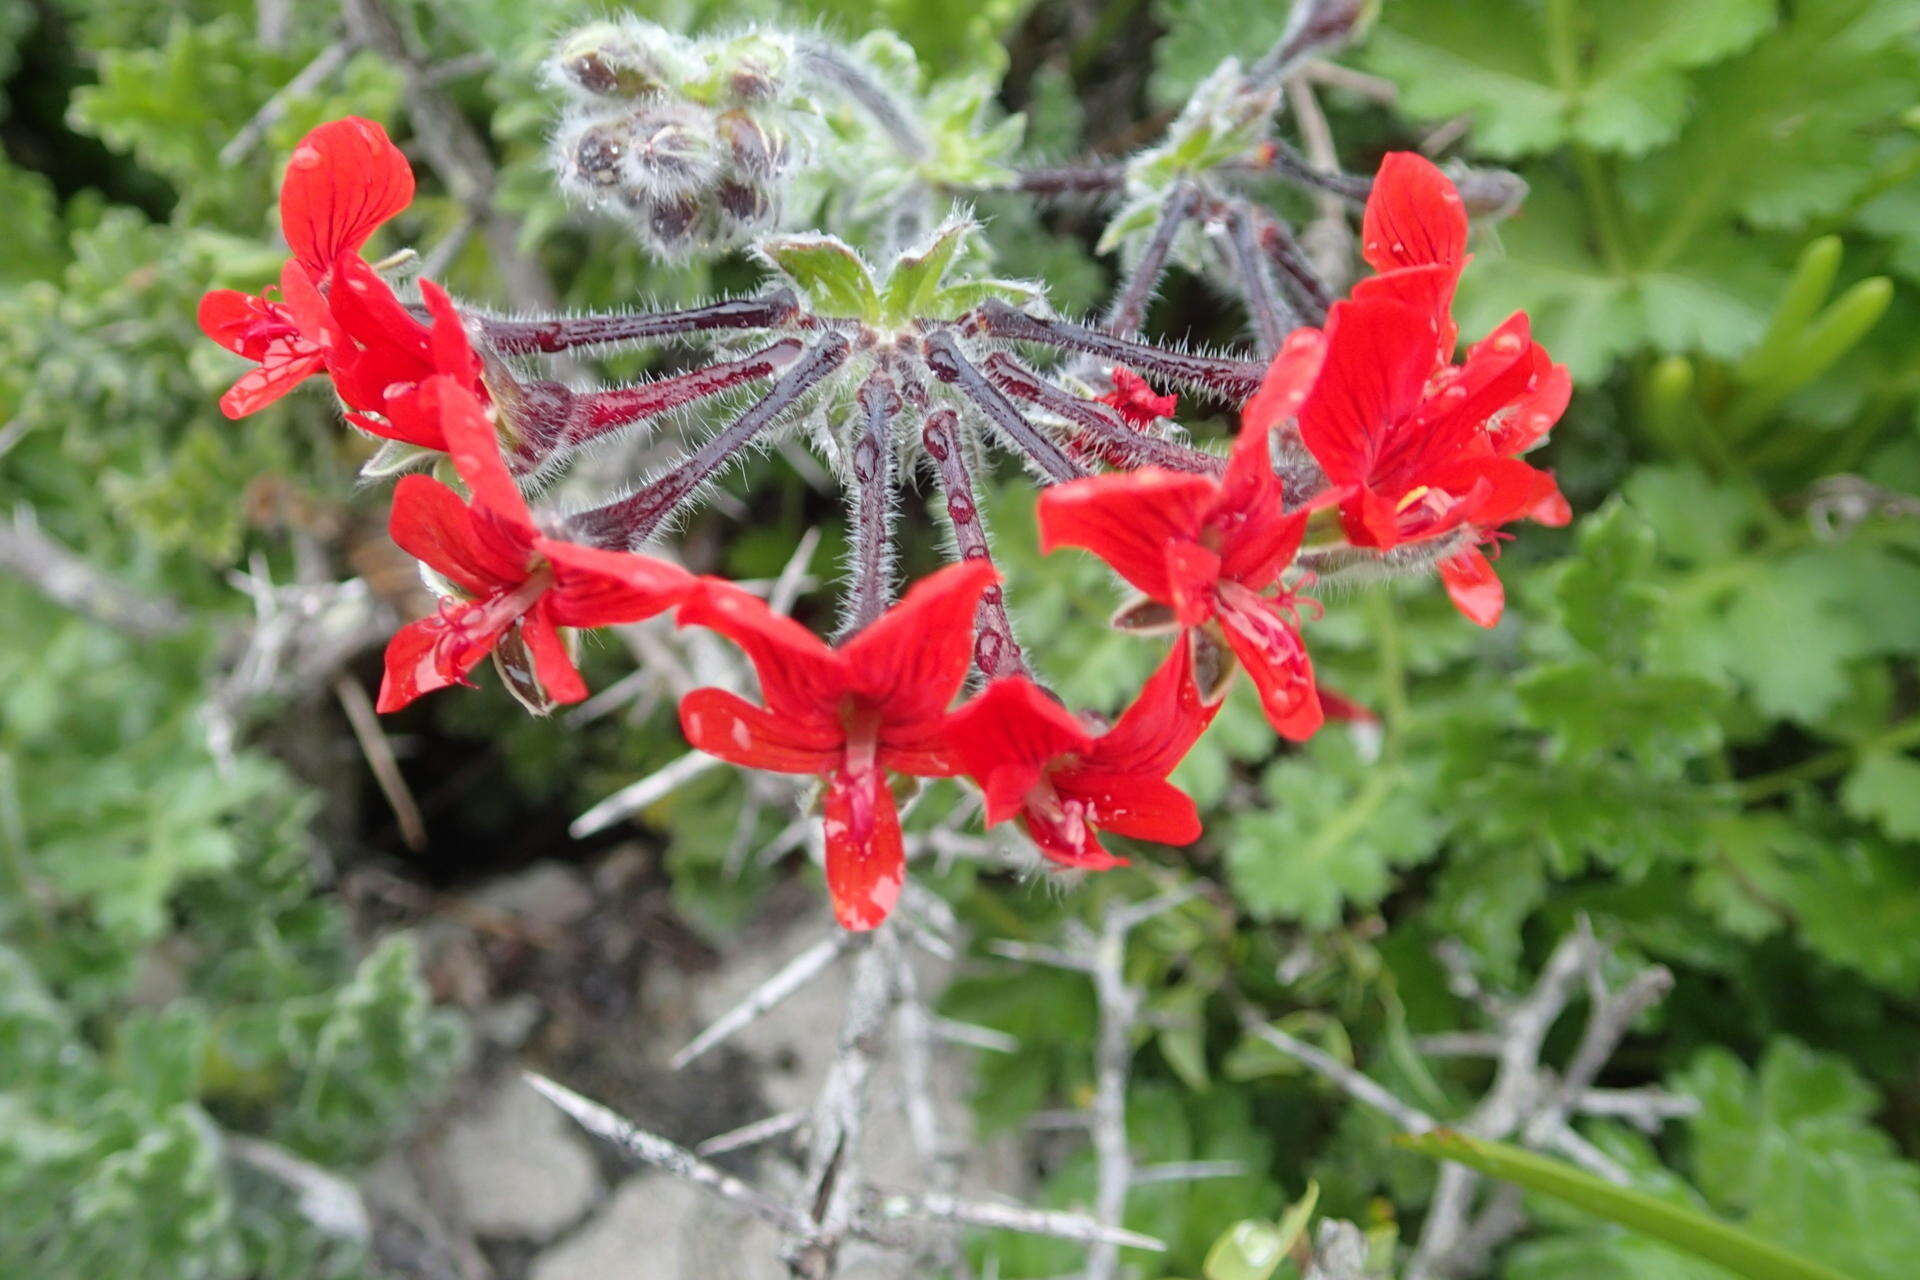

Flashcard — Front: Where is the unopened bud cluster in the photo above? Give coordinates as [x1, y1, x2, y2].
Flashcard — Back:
[550, 20, 798, 253]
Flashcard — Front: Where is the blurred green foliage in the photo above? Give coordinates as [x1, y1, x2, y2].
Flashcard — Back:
[2, 0, 1918, 1277]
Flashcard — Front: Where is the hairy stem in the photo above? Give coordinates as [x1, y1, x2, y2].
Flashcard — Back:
[1237, 136, 1372, 204]
[842, 371, 901, 636]
[480, 290, 800, 355]
[565, 334, 849, 548]
[971, 301, 1266, 402]
[979, 352, 1224, 476]
[1106, 184, 1200, 337]
[920, 410, 1026, 680]
[1252, 207, 1335, 324]
[515, 339, 804, 454]
[921, 331, 1084, 484]
[1221, 202, 1295, 356]
[1010, 164, 1127, 198]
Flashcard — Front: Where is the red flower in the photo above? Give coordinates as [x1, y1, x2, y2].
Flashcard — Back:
[199, 118, 415, 419]
[378, 375, 690, 714]
[676, 561, 997, 931]
[1038, 331, 1329, 740]
[1098, 366, 1178, 426]
[1278, 151, 1571, 628]
[942, 635, 1216, 869]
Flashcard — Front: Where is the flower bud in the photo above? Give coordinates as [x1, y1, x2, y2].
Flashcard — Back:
[568, 120, 629, 190]
[643, 193, 704, 248]
[716, 109, 782, 177]
[715, 178, 776, 230]
[626, 105, 721, 197]
[552, 21, 684, 99]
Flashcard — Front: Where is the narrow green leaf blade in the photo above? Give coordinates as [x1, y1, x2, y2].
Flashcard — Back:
[1396, 1131, 1857, 1280]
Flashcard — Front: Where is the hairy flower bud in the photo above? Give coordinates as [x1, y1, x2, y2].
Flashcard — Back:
[567, 119, 629, 190]
[715, 178, 776, 230]
[551, 21, 687, 99]
[626, 105, 722, 197]
[716, 109, 782, 177]
[643, 193, 704, 248]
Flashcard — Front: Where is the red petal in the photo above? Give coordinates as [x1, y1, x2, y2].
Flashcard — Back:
[677, 578, 848, 727]
[1058, 772, 1202, 846]
[822, 766, 905, 931]
[218, 346, 326, 419]
[375, 597, 514, 713]
[1086, 633, 1217, 778]
[1038, 469, 1217, 602]
[326, 256, 433, 412]
[516, 606, 587, 705]
[1530, 481, 1573, 527]
[540, 540, 691, 628]
[1237, 327, 1327, 438]
[1213, 585, 1322, 741]
[1019, 796, 1128, 870]
[418, 279, 484, 384]
[1298, 296, 1438, 489]
[1218, 503, 1308, 593]
[942, 678, 1093, 821]
[280, 117, 415, 276]
[1362, 152, 1468, 277]
[1351, 265, 1459, 361]
[1098, 366, 1178, 425]
[1440, 546, 1505, 628]
[1318, 688, 1377, 723]
[679, 687, 841, 773]
[389, 474, 519, 594]
[1432, 455, 1560, 531]
[435, 377, 532, 528]
[842, 559, 997, 729]
[199, 290, 275, 358]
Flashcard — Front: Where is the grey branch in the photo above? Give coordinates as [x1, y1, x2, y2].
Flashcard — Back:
[671, 931, 857, 1069]
[524, 1072, 808, 1234]
[695, 1109, 809, 1158]
[0, 507, 190, 638]
[868, 1191, 1165, 1252]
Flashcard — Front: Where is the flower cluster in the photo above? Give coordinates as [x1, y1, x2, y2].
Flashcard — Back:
[201, 104, 1566, 931]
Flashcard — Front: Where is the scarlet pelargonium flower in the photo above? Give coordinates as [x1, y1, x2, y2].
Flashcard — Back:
[942, 635, 1216, 869]
[378, 376, 690, 714]
[198, 118, 415, 419]
[1288, 150, 1571, 627]
[1039, 330, 1329, 740]
[675, 562, 997, 931]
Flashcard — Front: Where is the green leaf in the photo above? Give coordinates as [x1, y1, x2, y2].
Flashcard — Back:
[756, 233, 881, 319]
[1841, 752, 1920, 842]
[879, 217, 973, 322]
[1223, 736, 1445, 929]
[1396, 1130, 1854, 1280]
[1675, 1041, 1920, 1278]
[1362, 0, 1774, 158]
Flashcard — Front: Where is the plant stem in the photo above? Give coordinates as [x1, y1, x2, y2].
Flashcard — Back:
[920, 409, 1027, 680]
[1221, 201, 1295, 355]
[479, 290, 800, 355]
[565, 334, 849, 548]
[842, 371, 900, 636]
[1106, 183, 1199, 337]
[979, 352, 1224, 475]
[1737, 713, 1920, 802]
[921, 331, 1084, 484]
[972, 301, 1267, 402]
